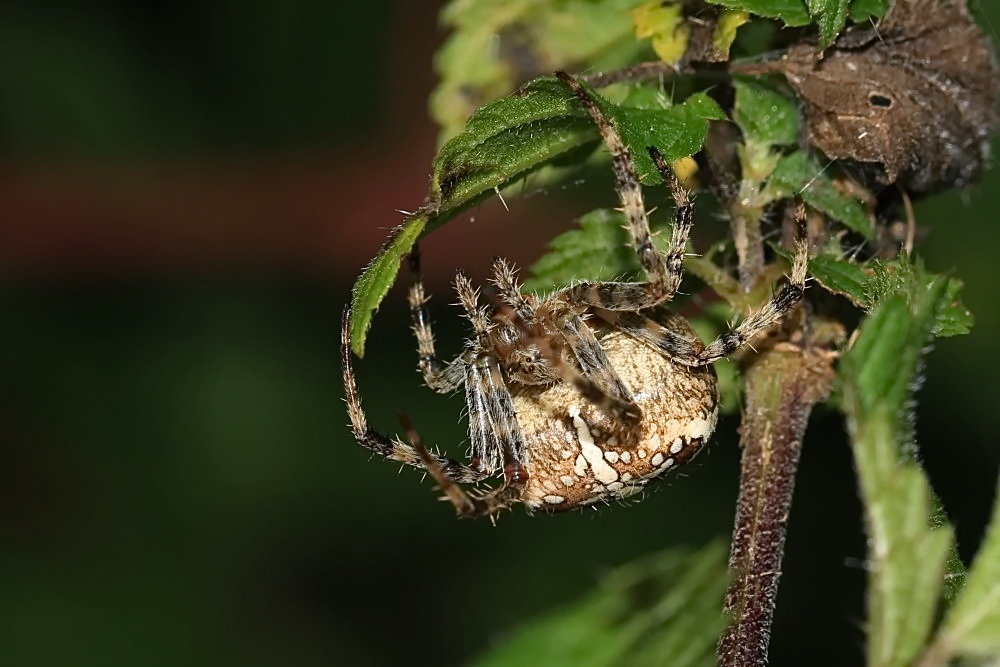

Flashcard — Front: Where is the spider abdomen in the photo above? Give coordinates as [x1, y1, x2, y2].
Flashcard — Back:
[512, 329, 719, 511]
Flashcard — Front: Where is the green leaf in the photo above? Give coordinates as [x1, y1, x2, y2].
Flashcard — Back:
[807, 254, 869, 307]
[713, 8, 751, 58]
[770, 252, 973, 342]
[733, 79, 799, 150]
[932, 276, 974, 338]
[612, 91, 726, 184]
[841, 277, 958, 667]
[864, 260, 974, 339]
[632, 0, 689, 64]
[704, 0, 812, 26]
[806, 0, 850, 48]
[433, 0, 647, 140]
[431, 77, 598, 214]
[470, 541, 729, 667]
[936, 475, 1000, 657]
[349, 77, 598, 355]
[767, 151, 874, 239]
[732, 79, 799, 179]
[524, 209, 638, 294]
[350, 76, 725, 355]
[849, 0, 889, 22]
[348, 217, 427, 357]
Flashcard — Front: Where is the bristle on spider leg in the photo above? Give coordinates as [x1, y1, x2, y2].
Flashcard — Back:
[397, 410, 477, 515]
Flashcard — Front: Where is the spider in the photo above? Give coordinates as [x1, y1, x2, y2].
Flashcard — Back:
[341, 71, 809, 518]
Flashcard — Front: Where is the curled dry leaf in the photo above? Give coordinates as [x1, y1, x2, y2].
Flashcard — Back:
[733, 0, 999, 193]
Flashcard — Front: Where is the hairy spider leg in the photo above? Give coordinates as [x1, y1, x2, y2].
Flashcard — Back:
[554, 72, 693, 312]
[407, 355, 528, 517]
[407, 254, 531, 479]
[489, 256, 538, 324]
[341, 305, 488, 484]
[406, 245, 466, 393]
[404, 411, 526, 520]
[463, 357, 503, 473]
[490, 257, 642, 423]
[603, 201, 810, 366]
[453, 272, 532, 509]
[487, 258, 561, 386]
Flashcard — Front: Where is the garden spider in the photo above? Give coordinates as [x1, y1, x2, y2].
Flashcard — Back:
[341, 71, 809, 517]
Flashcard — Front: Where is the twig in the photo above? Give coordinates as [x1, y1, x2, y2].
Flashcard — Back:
[579, 60, 687, 88]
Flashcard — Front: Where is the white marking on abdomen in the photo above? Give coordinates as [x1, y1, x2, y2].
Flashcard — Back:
[570, 406, 619, 485]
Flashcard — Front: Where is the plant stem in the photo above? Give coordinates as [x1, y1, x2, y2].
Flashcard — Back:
[717, 340, 837, 667]
[580, 61, 681, 88]
[730, 204, 765, 292]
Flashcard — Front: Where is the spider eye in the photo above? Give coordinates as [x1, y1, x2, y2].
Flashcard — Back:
[868, 93, 893, 108]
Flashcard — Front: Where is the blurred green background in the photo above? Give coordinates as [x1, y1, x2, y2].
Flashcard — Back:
[1, 1, 998, 665]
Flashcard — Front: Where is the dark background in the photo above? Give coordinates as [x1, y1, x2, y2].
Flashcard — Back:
[2, 1, 998, 665]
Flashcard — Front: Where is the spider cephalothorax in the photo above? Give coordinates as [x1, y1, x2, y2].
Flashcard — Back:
[341, 71, 809, 517]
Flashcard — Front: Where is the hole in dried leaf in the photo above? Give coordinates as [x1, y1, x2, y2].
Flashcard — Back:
[868, 94, 892, 109]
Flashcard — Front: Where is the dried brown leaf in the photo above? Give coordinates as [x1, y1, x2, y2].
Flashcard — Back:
[734, 0, 999, 192]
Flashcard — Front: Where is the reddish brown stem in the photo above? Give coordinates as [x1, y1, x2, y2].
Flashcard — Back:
[717, 342, 836, 667]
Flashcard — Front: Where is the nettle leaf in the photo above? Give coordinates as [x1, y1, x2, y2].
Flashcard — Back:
[350, 77, 723, 355]
[610, 91, 727, 183]
[806, 0, 850, 48]
[471, 541, 728, 667]
[841, 277, 958, 667]
[714, 9, 751, 58]
[936, 475, 1000, 657]
[732, 79, 799, 179]
[433, 0, 647, 140]
[849, 0, 890, 22]
[523, 88, 723, 294]
[798, 255, 972, 338]
[767, 151, 873, 238]
[523, 209, 638, 294]
[864, 259, 973, 338]
[807, 254, 869, 307]
[704, 0, 812, 26]
[932, 277, 975, 338]
[733, 79, 799, 149]
[349, 77, 598, 355]
[431, 78, 596, 210]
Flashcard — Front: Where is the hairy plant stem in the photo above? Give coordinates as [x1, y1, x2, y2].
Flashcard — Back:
[717, 338, 837, 667]
[730, 204, 765, 292]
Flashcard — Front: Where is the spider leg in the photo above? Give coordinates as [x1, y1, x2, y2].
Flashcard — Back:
[555, 71, 693, 311]
[488, 258, 560, 385]
[411, 354, 529, 518]
[599, 309, 705, 363]
[605, 203, 810, 366]
[341, 305, 487, 484]
[693, 206, 808, 364]
[490, 257, 538, 323]
[464, 357, 503, 473]
[447, 269, 530, 477]
[556, 315, 642, 422]
[407, 245, 466, 393]
[489, 255, 641, 421]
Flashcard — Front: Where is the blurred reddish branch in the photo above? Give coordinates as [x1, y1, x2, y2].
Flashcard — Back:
[0, 153, 566, 284]
[0, 0, 562, 286]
